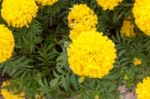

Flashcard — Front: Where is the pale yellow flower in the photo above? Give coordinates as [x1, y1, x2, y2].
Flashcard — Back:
[95, 95, 100, 99]
[78, 76, 85, 83]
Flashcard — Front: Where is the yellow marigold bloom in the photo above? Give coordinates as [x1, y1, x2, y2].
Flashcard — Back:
[0, 25, 15, 63]
[67, 31, 117, 78]
[133, 0, 150, 36]
[1, 0, 38, 28]
[36, 0, 58, 6]
[1, 81, 25, 99]
[68, 4, 98, 40]
[96, 0, 123, 10]
[136, 77, 150, 99]
[120, 20, 135, 37]
[133, 58, 142, 66]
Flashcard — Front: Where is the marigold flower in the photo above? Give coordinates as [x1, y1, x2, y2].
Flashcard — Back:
[133, 58, 142, 66]
[96, 0, 123, 10]
[120, 19, 135, 37]
[0, 25, 15, 63]
[1, 81, 25, 99]
[68, 4, 98, 40]
[36, 0, 58, 6]
[67, 31, 117, 78]
[136, 77, 150, 99]
[132, 0, 150, 36]
[1, 0, 38, 28]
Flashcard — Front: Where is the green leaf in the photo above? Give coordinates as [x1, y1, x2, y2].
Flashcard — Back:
[60, 76, 67, 91]
[50, 78, 59, 88]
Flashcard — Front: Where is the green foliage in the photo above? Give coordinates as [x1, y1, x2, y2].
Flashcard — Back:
[0, 0, 150, 99]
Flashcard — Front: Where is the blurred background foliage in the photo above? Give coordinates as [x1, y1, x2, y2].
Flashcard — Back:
[0, 0, 150, 99]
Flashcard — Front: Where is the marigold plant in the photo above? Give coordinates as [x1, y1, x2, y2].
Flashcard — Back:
[0, 0, 149, 99]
